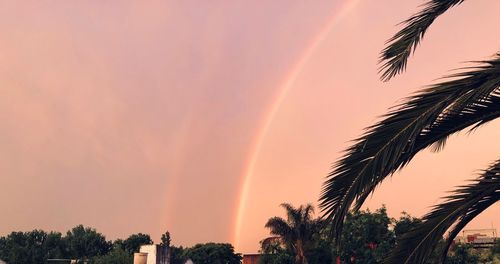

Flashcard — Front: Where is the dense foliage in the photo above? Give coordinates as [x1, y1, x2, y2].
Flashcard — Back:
[0, 230, 66, 263]
[92, 247, 132, 264]
[119, 233, 153, 254]
[0, 226, 112, 263]
[261, 204, 499, 264]
[336, 207, 395, 263]
[182, 243, 242, 264]
[0, 227, 242, 264]
[65, 225, 112, 259]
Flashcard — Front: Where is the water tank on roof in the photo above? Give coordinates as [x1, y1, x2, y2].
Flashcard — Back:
[134, 252, 148, 264]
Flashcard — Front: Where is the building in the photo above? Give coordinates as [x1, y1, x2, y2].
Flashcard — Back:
[455, 229, 497, 249]
[242, 254, 261, 264]
[133, 244, 170, 264]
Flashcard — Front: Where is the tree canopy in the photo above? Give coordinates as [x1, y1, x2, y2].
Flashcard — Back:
[121, 233, 153, 254]
[182, 243, 242, 264]
[65, 225, 111, 260]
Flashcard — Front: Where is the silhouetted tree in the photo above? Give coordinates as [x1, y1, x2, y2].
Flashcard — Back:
[93, 247, 133, 264]
[264, 204, 321, 264]
[393, 212, 422, 240]
[183, 243, 241, 264]
[170, 245, 186, 264]
[122, 233, 153, 254]
[161, 231, 171, 247]
[65, 225, 111, 260]
[0, 230, 68, 264]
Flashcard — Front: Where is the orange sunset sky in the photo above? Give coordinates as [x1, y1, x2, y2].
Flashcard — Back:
[0, 0, 498, 254]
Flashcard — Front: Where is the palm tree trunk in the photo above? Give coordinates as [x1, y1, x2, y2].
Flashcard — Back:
[295, 240, 308, 264]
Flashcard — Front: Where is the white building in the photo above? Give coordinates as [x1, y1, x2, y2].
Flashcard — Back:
[134, 244, 170, 264]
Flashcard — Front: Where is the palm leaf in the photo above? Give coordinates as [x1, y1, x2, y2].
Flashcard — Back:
[384, 159, 500, 264]
[265, 216, 294, 249]
[320, 55, 500, 243]
[379, 0, 465, 81]
[354, 89, 500, 212]
[280, 203, 302, 229]
[301, 204, 315, 224]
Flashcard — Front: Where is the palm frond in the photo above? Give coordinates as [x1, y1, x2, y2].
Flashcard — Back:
[301, 204, 315, 223]
[384, 159, 500, 264]
[280, 203, 302, 228]
[320, 54, 500, 243]
[265, 217, 292, 238]
[416, 85, 500, 153]
[379, 0, 465, 81]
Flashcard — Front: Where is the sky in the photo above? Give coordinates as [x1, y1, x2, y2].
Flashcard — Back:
[0, 0, 498, 254]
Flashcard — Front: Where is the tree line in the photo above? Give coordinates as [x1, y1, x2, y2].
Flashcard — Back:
[1, 205, 498, 264]
[0, 226, 241, 264]
[0, 225, 155, 263]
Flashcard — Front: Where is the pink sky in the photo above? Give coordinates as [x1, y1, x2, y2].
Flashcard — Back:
[0, 0, 498, 254]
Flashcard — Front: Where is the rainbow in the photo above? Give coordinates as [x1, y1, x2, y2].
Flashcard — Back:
[232, 0, 363, 250]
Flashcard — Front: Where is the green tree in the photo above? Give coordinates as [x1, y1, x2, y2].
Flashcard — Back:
[319, 0, 500, 263]
[336, 207, 395, 264]
[492, 239, 500, 256]
[259, 237, 294, 264]
[93, 247, 133, 264]
[0, 230, 48, 264]
[260, 237, 285, 255]
[170, 245, 186, 264]
[445, 244, 479, 264]
[65, 225, 111, 260]
[160, 231, 171, 247]
[264, 204, 320, 264]
[0, 230, 68, 264]
[259, 252, 294, 264]
[393, 212, 422, 240]
[44, 231, 67, 259]
[182, 243, 241, 264]
[488, 239, 500, 264]
[122, 233, 153, 254]
[0, 236, 6, 260]
[159, 231, 184, 264]
[304, 240, 333, 264]
[112, 239, 125, 251]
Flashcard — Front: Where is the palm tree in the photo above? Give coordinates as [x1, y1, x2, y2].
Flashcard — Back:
[319, 1, 499, 263]
[264, 203, 320, 264]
